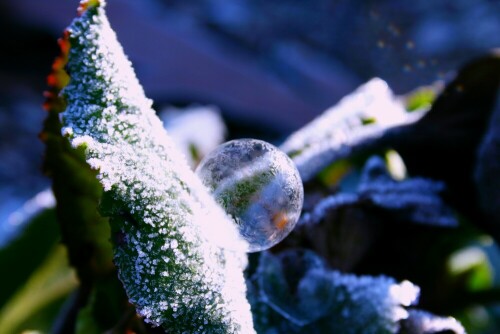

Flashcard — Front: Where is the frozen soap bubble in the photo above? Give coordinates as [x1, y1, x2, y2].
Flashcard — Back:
[196, 139, 304, 252]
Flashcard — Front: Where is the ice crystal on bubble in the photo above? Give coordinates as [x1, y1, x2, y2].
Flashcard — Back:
[59, 1, 254, 332]
[196, 139, 304, 252]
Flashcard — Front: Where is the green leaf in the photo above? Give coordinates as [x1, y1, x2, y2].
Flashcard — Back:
[42, 15, 114, 287]
[448, 246, 493, 292]
[0, 245, 78, 334]
[404, 86, 437, 112]
[75, 291, 101, 334]
[0, 206, 58, 307]
[42, 1, 135, 331]
[51, 0, 255, 332]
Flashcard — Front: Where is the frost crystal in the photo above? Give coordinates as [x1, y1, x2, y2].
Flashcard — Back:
[280, 79, 424, 181]
[60, 1, 254, 332]
[250, 250, 420, 334]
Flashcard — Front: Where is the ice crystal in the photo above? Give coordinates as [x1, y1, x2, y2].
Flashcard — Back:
[280, 79, 424, 181]
[249, 249, 420, 334]
[60, 1, 254, 332]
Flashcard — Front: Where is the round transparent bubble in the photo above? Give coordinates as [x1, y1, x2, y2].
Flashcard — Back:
[196, 139, 304, 252]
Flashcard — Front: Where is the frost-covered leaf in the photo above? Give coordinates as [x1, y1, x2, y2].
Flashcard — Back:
[280, 78, 423, 181]
[358, 157, 457, 226]
[400, 310, 465, 334]
[56, 1, 254, 332]
[249, 249, 420, 334]
[256, 250, 331, 326]
[42, 24, 114, 287]
[305, 156, 457, 227]
[41, 7, 128, 332]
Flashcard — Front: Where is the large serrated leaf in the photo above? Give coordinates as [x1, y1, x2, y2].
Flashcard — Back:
[45, 1, 254, 332]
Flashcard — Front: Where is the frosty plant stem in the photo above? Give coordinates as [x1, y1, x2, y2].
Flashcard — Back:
[45, 0, 255, 332]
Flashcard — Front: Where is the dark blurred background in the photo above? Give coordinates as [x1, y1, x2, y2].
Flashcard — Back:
[0, 0, 499, 244]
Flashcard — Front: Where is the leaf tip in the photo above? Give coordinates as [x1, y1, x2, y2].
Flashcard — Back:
[77, 0, 104, 16]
